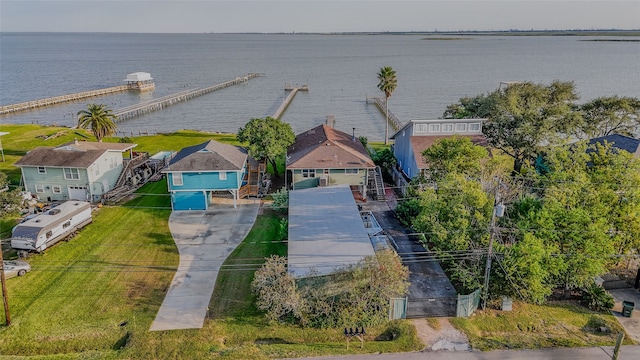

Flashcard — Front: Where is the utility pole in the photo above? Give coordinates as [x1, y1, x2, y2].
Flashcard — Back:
[0, 246, 11, 326]
[482, 201, 504, 310]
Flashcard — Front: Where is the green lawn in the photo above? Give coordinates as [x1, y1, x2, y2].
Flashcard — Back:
[0, 205, 178, 357]
[209, 209, 287, 319]
[450, 301, 634, 351]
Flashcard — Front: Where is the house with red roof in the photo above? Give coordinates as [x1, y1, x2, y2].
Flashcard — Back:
[286, 124, 376, 196]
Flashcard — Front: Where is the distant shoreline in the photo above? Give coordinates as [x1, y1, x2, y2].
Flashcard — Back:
[2, 30, 640, 37]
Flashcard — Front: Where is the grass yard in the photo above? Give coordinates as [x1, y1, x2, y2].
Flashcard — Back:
[450, 301, 635, 351]
[109, 209, 424, 360]
[0, 205, 178, 357]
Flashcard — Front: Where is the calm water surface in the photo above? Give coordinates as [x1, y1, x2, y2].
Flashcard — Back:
[1, 33, 638, 141]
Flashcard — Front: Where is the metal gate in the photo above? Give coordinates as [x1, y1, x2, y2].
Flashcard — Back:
[389, 297, 407, 320]
[406, 296, 458, 318]
[456, 289, 481, 317]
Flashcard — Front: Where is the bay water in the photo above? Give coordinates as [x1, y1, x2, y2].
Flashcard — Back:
[1, 32, 638, 141]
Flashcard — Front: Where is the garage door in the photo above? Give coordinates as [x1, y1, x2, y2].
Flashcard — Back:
[172, 191, 207, 211]
[68, 185, 87, 200]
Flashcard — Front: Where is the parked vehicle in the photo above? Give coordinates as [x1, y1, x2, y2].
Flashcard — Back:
[2, 260, 31, 279]
[10, 201, 92, 252]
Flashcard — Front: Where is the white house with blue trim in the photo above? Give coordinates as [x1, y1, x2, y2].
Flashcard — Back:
[163, 140, 250, 210]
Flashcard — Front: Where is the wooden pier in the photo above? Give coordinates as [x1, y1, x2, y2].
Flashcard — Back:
[113, 73, 265, 121]
[366, 96, 403, 132]
[0, 85, 130, 116]
[272, 84, 308, 119]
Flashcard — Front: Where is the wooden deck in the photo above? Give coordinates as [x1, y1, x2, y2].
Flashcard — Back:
[239, 160, 267, 198]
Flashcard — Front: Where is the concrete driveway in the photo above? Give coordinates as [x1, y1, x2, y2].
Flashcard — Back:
[150, 198, 260, 331]
[609, 287, 640, 342]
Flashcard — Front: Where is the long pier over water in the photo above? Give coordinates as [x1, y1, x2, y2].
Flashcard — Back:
[272, 84, 308, 119]
[366, 96, 403, 131]
[113, 73, 264, 121]
[0, 85, 130, 116]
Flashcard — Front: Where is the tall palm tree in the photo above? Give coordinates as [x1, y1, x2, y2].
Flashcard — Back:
[377, 66, 397, 145]
[77, 104, 118, 142]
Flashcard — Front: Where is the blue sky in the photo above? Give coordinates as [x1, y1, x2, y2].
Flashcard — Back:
[1, 1, 638, 33]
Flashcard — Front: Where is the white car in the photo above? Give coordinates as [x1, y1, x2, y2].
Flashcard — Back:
[3, 260, 31, 279]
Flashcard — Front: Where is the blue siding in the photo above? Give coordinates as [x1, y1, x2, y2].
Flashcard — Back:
[168, 171, 241, 191]
[173, 191, 207, 210]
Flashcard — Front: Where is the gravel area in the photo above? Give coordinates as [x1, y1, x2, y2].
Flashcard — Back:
[412, 318, 470, 352]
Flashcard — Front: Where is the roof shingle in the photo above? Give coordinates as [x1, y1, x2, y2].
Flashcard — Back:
[287, 124, 375, 169]
[165, 140, 248, 172]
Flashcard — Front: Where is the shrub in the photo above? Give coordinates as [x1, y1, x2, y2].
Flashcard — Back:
[271, 187, 289, 214]
[581, 284, 614, 312]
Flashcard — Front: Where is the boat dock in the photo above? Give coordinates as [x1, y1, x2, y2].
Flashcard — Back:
[366, 96, 403, 131]
[113, 73, 265, 121]
[0, 85, 130, 116]
[272, 84, 308, 119]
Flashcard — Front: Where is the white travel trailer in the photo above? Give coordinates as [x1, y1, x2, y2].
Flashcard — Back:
[11, 201, 92, 252]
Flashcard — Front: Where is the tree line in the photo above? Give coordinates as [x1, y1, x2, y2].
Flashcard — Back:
[396, 81, 640, 306]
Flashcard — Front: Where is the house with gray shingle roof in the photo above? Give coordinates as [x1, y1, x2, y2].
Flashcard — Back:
[15, 140, 137, 202]
[587, 134, 640, 158]
[163, 140, 252, 210]
[286, 124, 375, 195]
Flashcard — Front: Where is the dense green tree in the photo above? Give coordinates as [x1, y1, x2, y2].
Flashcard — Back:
[410, 173, 493, 292]
[237, 117, 295, 177]
[442, 93, 497, 119]
[482, 81, 581, 174]
[509, 142, 640, 291]
[377, 66, 397, 145]
[77, 103, 118, 142]
[577, 96, 640, 138]
[421, 136, 488, 180]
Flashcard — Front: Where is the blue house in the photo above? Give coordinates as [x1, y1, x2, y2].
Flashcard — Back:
[163, 140, 251, 210]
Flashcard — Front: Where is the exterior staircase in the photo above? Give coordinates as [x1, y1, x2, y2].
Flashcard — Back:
[368, 166, 386, 202]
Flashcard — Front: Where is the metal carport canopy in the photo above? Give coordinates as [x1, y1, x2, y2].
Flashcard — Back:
[287, 185, 376, 278]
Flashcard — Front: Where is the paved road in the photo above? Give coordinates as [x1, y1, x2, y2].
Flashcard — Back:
[150, 199, 260, 331]
[284, 346, 640, 360]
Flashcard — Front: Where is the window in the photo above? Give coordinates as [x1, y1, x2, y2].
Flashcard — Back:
[416, 124, 428, 133]
[219, 172, 227, 180]
[52, 185, 62, 194]
[456, 123, 467, 132]
[345, 169, 359, 175]
[173, 172, 183, 186]
[63, 221, 71, 229]
[35, 184, 45, 193]
[63, 168, 80, 180]
[469, 123, 481, 132]
[442, 123, 454, 132]
[429, 124, 441, 132]
[46, 231, 52, 239]
[302, 169, 315, 178]
[37, 167, 46, 174]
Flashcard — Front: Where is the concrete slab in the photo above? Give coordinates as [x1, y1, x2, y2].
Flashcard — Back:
[609, 287, 640, 342]
[150, 199, 260, 331]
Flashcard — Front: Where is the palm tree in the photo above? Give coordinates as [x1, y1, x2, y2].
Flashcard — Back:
[77, 104, 118, 142]
[377, 66, 397, 145]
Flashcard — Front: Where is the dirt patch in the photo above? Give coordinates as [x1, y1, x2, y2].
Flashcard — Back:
[411, 318, 470, 352]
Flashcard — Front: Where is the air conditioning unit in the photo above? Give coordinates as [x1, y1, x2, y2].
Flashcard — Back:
[319, 175, 329, 187]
